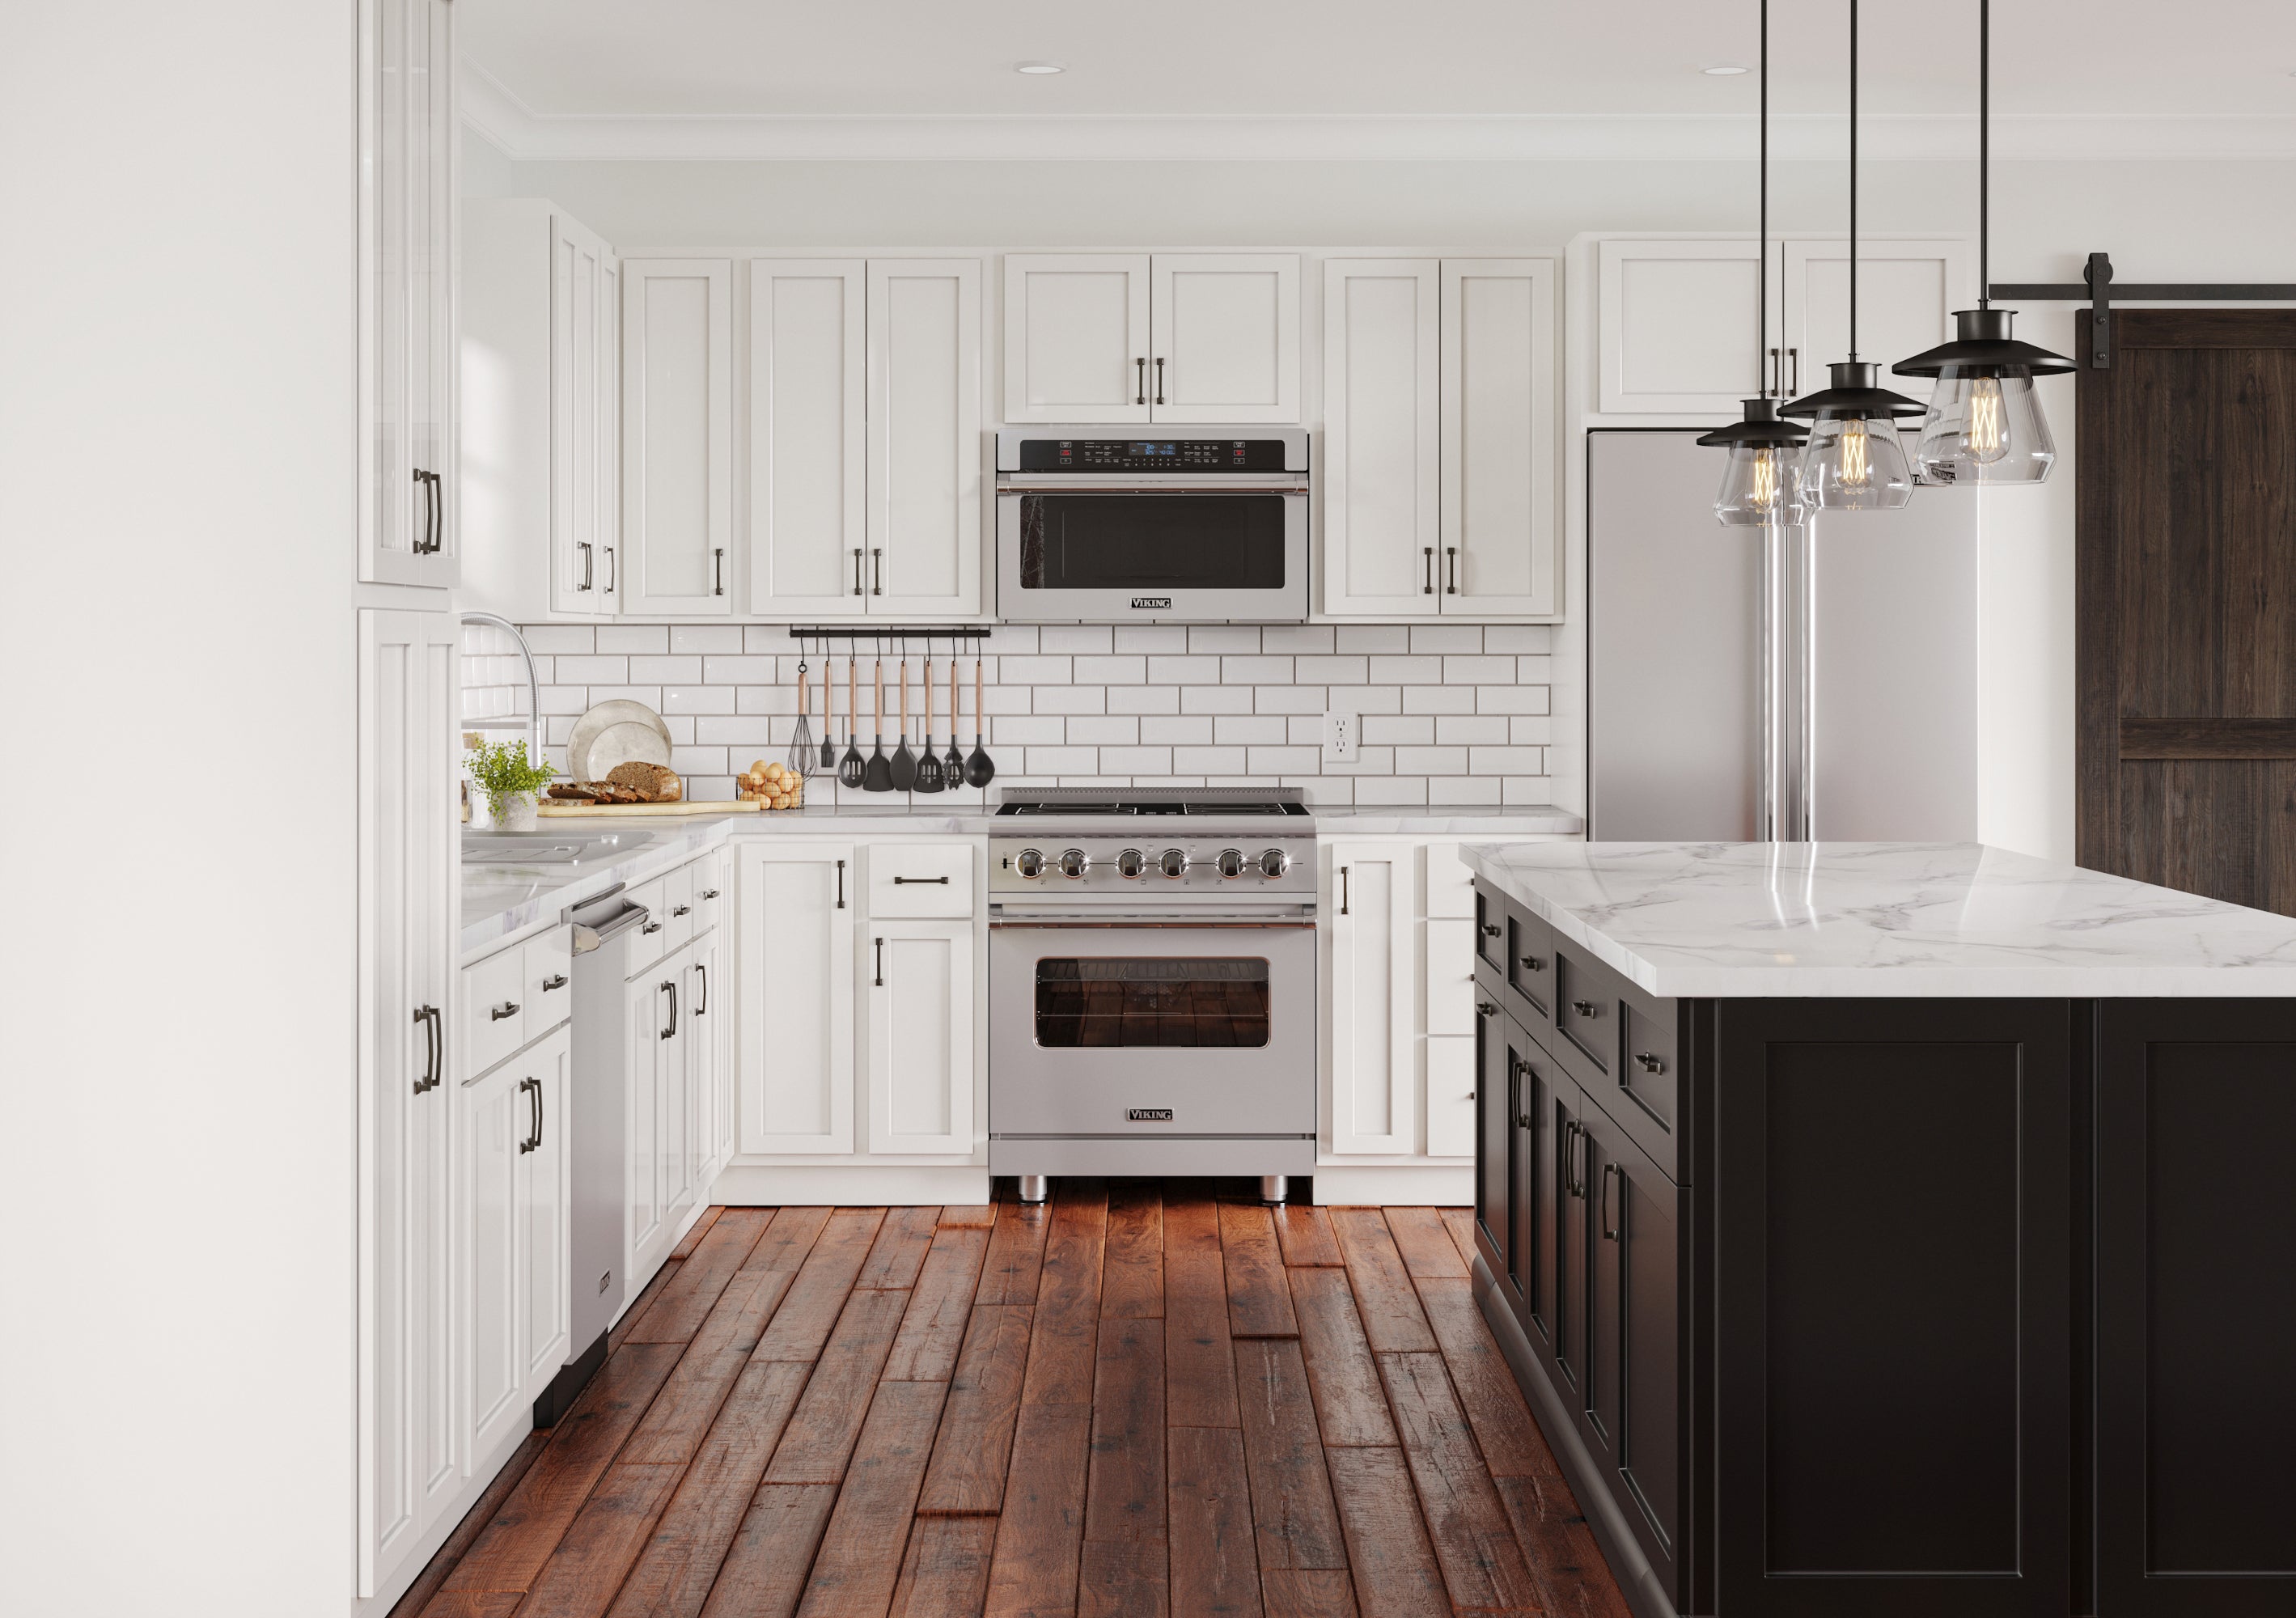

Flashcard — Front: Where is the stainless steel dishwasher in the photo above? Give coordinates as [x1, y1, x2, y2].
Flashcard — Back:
[534, 882, 649, 1425]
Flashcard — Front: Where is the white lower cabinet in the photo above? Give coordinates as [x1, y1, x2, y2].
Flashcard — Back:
[461, 1023, 570, 1467]
[866, 921, 976, 1155]
[691, 924, 734, 1179]
[628, 939, 696, 1282]
[737, 842, 857, 1154]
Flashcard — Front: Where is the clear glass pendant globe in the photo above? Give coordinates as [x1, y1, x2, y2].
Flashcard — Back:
[1913, 371, 2056, 485]
[1714, 444, 1807, 527]
[1801, 415, 1914, 510]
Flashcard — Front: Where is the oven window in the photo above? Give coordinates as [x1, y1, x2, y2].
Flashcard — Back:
[1019, 494, 1287, 591]
[1033, 958, 1271, 1048]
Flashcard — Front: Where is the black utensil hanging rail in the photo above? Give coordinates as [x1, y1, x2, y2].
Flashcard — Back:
[1990, 253, 2296, 369]
[787, 626, 994, 642]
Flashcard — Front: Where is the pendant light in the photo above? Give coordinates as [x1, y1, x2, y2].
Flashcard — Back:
[1782, 0, 1924, 511]
[1893, 0, 2073, 485]
[1699, 0, 1808, 526]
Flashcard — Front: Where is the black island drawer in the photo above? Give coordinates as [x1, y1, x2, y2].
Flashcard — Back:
[1548, 935, 1684, 1181]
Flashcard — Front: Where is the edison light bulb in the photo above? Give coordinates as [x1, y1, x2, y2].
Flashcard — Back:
[1802, 413, 1913, 510]
[1913, 370, 2055, 486]
[1714, 443, 1805, 527]
[1965, 377, 2007, 462]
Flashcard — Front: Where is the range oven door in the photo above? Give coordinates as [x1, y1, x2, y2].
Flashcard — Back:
[989, 921, 1315, 1139]
[994, 477, 1309, 621]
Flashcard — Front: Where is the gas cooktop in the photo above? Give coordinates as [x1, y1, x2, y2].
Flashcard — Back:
[994, 788, 1311, 820]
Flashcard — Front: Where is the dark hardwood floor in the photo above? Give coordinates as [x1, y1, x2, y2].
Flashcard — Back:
[394, 1182, 1632, 1618]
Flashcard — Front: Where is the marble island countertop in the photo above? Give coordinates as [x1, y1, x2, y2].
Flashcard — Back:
[1459, 841, 2296, 997]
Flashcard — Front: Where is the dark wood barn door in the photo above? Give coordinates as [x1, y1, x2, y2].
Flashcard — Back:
[2078, 309, 2296, 911]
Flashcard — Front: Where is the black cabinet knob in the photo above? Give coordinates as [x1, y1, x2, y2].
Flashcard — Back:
[1635, 1052, 1666, 1074]
[1573, 999, 1599, 1018]
[1519, 955, 1545, 972]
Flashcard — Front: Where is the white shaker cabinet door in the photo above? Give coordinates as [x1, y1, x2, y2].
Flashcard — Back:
[866, 260, 981, 617]
[550, 212, 616, 615]
[1322, 259, 1442, 616]
[737, 842, 858, 1154]
[1149, 253, 1300, 424]
[519, 1026, 573, 1400]
[1425, 1037, 1477, 1158]
[749, 260, 868, 617]
[461, 1057, 525, 1467]
[1780, 238, 1971, 392]
[1004, 253, 1151, 424]
[624, 966, 670, 1279]
[621, 258, 735, 614]
[689, 927, 734, 1179]
[1441, 259, 1557, 616]
[1595, 239, 1773, 416]
[1327, 843, 1419, 1154]
[866, 921, 976, 1156]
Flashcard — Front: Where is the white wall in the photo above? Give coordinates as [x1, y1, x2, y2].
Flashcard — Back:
[0, 6, 362, 1614]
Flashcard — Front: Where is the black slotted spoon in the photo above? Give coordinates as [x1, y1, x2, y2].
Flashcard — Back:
[863, 643, 893, 791]
[914, 638, 947, 793]
[838, 654, 865, 790]
[943, 655, 964, 790]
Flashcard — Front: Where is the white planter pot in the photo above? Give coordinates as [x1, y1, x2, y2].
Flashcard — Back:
[494, 790, 540, 833]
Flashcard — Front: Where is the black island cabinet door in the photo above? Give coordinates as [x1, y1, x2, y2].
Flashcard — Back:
[1714, 998, 2072, 1618]
[2098, 1000, 2296, 1616]
[1514, 1031, 1565, 1373]
[1474, 981, 1514, 1296]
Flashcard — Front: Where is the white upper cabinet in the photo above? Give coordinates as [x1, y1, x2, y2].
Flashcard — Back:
[552, 217, 618, 615]
[1779, 238, 1972, 394]
[621, 259, 735, 615]
[362, 0, 458, 589]
[868, 260, 981, 616]
[1442, 259, 1556, 616]
[1003, 252, 1300, 424]
[1003, 254, 1152, 424]
[748, 260, 867, 617]
[1322, 259, 1443, 616]
[1323, 257, 1558, 620]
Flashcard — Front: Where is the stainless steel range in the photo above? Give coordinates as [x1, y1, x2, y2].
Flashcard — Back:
[989, 788, 1318, 1204]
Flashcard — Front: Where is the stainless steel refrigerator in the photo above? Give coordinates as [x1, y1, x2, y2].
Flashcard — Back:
[1586, 429, 1977, 841]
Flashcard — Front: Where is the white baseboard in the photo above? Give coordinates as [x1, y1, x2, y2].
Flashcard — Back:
[1311, 1163, 1473, 1206]
[707, 1163, 993, 1205]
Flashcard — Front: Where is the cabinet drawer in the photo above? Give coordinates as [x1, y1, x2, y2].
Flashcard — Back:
[1427, 917, 1478, 1037]
[1425, 841, 1476, 918]
[691, 849, 728, 935]
[661, 862, 697, 954]
[866, 842, 974, 917]
[464, 944, 527, 1078]
[1426, 1036, 1476, 1157]
[1548, 936, 1682, 1181]
[523, 926, 574, 1038]
[1505, 902, 1554, 1024]
[626, 877, 670, 971]
[1553, 946, 1612, 1076]
[1474, 885, 1508, 972]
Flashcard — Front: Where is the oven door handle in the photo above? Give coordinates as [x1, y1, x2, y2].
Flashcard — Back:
[989, 919, 1318, 930]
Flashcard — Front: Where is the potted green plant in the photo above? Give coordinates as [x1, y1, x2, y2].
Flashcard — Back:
[465, 739, 559, 833]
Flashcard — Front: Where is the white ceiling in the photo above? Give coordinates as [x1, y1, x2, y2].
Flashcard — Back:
[458, 0, 2296, 161]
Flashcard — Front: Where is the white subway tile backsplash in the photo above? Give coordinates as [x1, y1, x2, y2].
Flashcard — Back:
[1113, 625, 1190, 652]
[1409, 625, 1484, 653]
[1216, 714, 1290, 745]
[1173, 746, 1248, 773]
[674, 625, 745, 654]
[1292, 655, 1370, 684]
[1024, 746, 1100, 775]
[1248, 745, 1320, 774]
[662, 685, 738, 715]
[700, 655, 779, 683]
[1431, 776, 1504, 805]
[1148, 655, 1222, 684]
[1142, 715, 1214, 745]
[1484, 625, 1552, 654]
[697, 716, 781, 745]
[1476, 684, 1550, 714]
[1221, 654, 1294, 684]
[981, 685, 1036, 716]
[551, 655, 629, 684]
[991, 715, 1068, 746]
[1065, 715, 1140, 745]
[596, 625, 670, 654]
[1180, 685, 1255, 714]
[1031, 684, 1107, 715]
[630, 655, 702, 684]
[1097, 747, 1174, 774]
[1188, 626, 1260, 653]
[1105, 685, 1181, 715]
[1255, 685, 1327, 715]
[522, 625, 597, 654]
[1337, 625, 1410, 653]
[1396, 746, 1469, 774]
[1286, 717, 1325, 745]
[997, 654, 1072, 684]
[1369, 655, 1442, 684]
[1362, 714, 1434, 746]
[1354, 777, 1430, 805]
[1038, 625, 1113, 654]
[1260, 625, 1336, 653]
[1325, 684, 1405, 716]
[1072, 655, 1147, 684]
[1510, 717, 1553, 744]
[1470, 746, 1545, 775]
[1402, 685, 1477, 715]
[1442, 655, 1516, 684]
[1437, 715, 1510, 745]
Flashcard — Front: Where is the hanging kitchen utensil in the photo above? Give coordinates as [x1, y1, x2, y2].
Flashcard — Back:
[964, 655, 996, 788]
[945, 656, 965, 790]
[915, 638, 947, 793]
[819, 633, 838, 771]
[839, 653, 865, 790]
[888, 636, 918, 791]
[787, 637, 817, 778]
[864, 641, 894, 791]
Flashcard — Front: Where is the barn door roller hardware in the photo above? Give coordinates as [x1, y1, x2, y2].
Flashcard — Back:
[1990, 252, 2296, 368]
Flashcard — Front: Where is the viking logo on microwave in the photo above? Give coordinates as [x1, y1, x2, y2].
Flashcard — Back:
[1127, 1108, 1176, 1122]
[1130, 597, 1173, 610]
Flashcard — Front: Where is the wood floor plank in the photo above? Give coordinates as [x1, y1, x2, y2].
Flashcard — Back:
[794, 1379, 949, 1618]
[938, 1205, 998, 1230]
[516, 1462, 687, 1618]
[1022, 1188, 1109, 1407]
[1412, 1279, 1553, 1480]
[413, 1595, 525, 1618]
[887, 1518, 999, 1618]
[611, 1260, 684, 1353]
[1328, 1212, 1436, 1355]
[1101, 1183, 1166, 1320]
[1375, 1352, 1542, 1614]
[883, 1224, 992, 1383]
[1492, 1476, 1634, 1618]
[1167, 1425, 1263, 1618]
[626, 1208, 774, 1343]
[1323, 1449, 1450, 1618]
[1270, 1207, 1344, 1270]
[1437, 1209, 1480, 1274]
[764, 1287, 913, 1485]
[607, 1360, 811, 1618]
[984, 1401, 1095, 1618]
[752, 1208, 888, 1363]
[694, 1484, 838, 1618]
[976, 1199, 1053, 1306]
[1086, 1317, 1167, 1546]
[1219, 1204, 1299, 1341]
[1079, 1540, 1171, 1618]
[857, 1205, 943, 1291]
[669, 1205, 726, 1262]
[1286, 1269, 1397, 1450]
[743, 1206, 837, 1285]
[1257, 1569, 1358, 1618]
[916, 1303, 1036, 1515]
[1164, 1199, 1239, 1430]
[388, 1429, 551, 1618]
[1232, 1340, 1347, 1572]
[434, 1341, 684, 1601]
[1378, 1209, 1468, 1284]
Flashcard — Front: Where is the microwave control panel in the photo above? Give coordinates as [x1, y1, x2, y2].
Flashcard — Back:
[1014, 438, 1293, 472]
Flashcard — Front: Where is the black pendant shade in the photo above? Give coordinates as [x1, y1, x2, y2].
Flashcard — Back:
[1896, 307, 2075, 379]
[1697, 396, 1807, 447]
[1781, 360, 1927, 421]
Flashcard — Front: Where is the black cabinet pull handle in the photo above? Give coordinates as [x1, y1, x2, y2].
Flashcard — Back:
[519, 1077, 540, 1154]
[660, 980, 678, 1040]
[604, 545, 616, 592]
[1476, 1001, 1498, 1019]
[1135, 357, 1146, 405]
[577, 540, 594, 591]
[642, 921, 662, 935]
[1572, 999, 1599, 1018]
[542, 973, 567, 992]
[1481, 922, 1501, 938]
[836, 858, 846, 909]
[1599, 1163, 1622, 1241]
[701, 888, 720, 900]
[1445, 545, 1459, 595]
[1154, 356, 1165, 404]
[1339, 865, 1349, 916]
[695, 961, 709, 1015]
[1421, 547, 1434, 595]
[874, 936, 885, 987]
[1519, 955, 1545, 972]
[1562, 1120, 1584, 1197]
[1634, 1051, 1666, 1074]
[892, 875, 950, 885]
[871, 548, 884, 595]
[713, 547, 726, 596]
[431, 470, 443, 555]
[490, 1001, 519, 1022]
[412, 1004, 439, 1094]
[852, 547, 865, 596]
[672, 904, 691, 917]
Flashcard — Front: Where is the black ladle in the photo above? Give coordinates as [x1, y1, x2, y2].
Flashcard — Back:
[914, 644, 946, 793]
[838, 656, 865, 790]
[943, 657, 964, 789]
[817, 637, 837, 771]
[863, 650, 893, 791]
[887, 642, 918, 791]
[964, 657, 996, 788]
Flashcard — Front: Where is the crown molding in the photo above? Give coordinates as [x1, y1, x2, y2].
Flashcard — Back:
[463, 64, 2296, 166]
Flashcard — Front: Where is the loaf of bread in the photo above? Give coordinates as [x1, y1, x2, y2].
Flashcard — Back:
[606, 761, 682, 802]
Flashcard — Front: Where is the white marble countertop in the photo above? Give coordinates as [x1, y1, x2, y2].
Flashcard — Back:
[1459, 841, 2296, 997]
[1312, 804, 1582, 835]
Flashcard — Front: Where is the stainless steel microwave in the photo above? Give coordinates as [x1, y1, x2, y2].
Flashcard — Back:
[993, 427, 1310, 622]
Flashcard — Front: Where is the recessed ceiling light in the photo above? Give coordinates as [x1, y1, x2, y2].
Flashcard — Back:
[1014, 61, 1065, 74]
[1703, 64, 1751, 76]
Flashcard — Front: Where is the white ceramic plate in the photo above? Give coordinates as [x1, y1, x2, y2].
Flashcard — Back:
[567, 699, 671, 779]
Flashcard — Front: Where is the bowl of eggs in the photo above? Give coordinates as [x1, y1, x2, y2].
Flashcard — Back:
[738, 760, 804, 811]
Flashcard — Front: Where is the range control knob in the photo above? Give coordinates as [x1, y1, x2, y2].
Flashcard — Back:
[1015, 848, 1045, 879]
[1116, 848, 1147, 879]
[1058, 848, 1091, 879]
[1258, 847, 1291, 879]
[1217, 848, 1248, 879]
[1159, 848, 1190, 879]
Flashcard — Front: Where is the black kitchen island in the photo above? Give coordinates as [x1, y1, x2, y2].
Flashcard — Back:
[1461, 840, 2296, 1618]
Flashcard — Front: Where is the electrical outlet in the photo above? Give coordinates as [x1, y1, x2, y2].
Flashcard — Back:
[1322, 711, 1359, 764]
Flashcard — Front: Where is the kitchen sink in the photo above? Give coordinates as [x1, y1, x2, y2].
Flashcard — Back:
[460, 831, 644, 866]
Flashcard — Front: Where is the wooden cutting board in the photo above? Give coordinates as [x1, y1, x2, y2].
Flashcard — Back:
[536, 799, 763, 818]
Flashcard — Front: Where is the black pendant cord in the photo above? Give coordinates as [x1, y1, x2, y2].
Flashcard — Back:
[1978, 0, 1990, 310]
[1848, 0, 1859, 362]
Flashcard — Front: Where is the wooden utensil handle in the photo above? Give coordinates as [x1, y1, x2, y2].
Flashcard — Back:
[922, 660, 932, 731]
[975, 659, 983, 727]
[849, 660, 856, 726]
[899, 659, 908, 729]
[797, 666, 807, 720]
[951, 659, 960, 728]
[874, 659, 883, 727]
